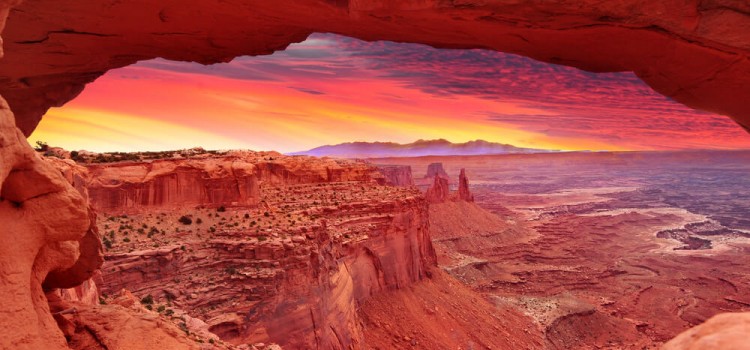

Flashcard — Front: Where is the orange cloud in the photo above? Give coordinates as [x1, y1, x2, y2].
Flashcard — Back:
[29, 33, 750, 153]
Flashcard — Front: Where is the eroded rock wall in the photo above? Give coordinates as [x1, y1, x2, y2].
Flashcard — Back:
[77, 153, 378, 212]
[0, 95, 101, 349]
[375, 165, 414, 187]
[91, 164, 435, 348]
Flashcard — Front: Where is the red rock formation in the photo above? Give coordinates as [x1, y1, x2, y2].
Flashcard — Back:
[424, 162, 449, 181]
[69, 154, 438, 349]
[425, 174, 450, 204]
[0, 94, 102, 350]
[662, 312, 750, 350]
[48, 290, 223, 350]
[1, 1, 750, 134]
[375, 164, 414, 187]
[457, 168, 474, 202]
[73, 151, 379, 212]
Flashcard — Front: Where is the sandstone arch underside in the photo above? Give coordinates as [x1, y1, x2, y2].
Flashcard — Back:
[0, 0, 748, 136]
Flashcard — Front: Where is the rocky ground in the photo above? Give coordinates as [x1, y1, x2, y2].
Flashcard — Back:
[377, 151, 750, 349]
[39, 149, 549, 350]
[32, 148, 750, 349]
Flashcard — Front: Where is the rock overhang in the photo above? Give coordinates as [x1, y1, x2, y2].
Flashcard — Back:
[0, 0, 747, 135]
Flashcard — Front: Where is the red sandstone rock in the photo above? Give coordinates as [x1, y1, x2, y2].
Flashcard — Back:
[0, 1, 749, 133]
[375, 164, 414, 187]
[662, 312, 750, 350]
[75, 151, 378, 212]
[0, 93, 98, 350]
[48, 296, 217, 350]
[67, 153, 437, 349]
[425, 175, 450, 204]
[424, 162, 449, 181]
[457, 168, 474, 202]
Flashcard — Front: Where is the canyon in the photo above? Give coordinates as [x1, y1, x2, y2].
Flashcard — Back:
[29, 149, 547, 350]
[377, 151, 750, 349]
[0, 0, 749, 349]
[53, 151, 438, 348]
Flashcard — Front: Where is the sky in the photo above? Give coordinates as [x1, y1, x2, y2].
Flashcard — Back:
[29, 33, 750, 153]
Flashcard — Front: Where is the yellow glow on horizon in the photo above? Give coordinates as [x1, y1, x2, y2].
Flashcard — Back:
[29, 108, 249, 152]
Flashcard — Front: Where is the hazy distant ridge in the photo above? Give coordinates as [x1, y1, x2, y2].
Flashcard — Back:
[288, 139, 555, 158]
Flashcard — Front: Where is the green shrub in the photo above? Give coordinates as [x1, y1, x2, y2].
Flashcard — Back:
[178, 216, 192, 225]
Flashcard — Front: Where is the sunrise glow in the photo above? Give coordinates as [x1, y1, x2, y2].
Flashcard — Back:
[29, 34, 750, 153]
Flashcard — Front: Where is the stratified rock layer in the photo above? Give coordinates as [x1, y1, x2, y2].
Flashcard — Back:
[0, 0, 750, 134]
[72, 153, 436, 349]
[376, 164, 414, 187]
[81, 151, 377, 212]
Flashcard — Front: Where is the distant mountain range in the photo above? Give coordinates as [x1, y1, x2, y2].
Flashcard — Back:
[288, 139, 556, 158]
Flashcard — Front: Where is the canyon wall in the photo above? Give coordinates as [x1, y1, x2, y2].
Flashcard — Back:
[375, 164, 414, 187]
[71, 154, 436, 348]
[80, 152, 378, 212]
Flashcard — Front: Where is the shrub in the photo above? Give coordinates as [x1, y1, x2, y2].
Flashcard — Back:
[258, 236, 268, 241]
[264, 212, 270, 217]
[244, 213, 250, 219]
[157, 305, 166, 313]
[140, 294, 154, 305]
[178, 216, 192, 225]
[165, 309, 174, 316]
[217, 206, 226, 212]
[195, 218, 202, 224]
[102, 237, 113, 249]
[34, 141, 49, 152]
[123, 237, 131, 243]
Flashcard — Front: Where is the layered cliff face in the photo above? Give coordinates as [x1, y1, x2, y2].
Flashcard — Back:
[375, 165, 414, 187]
[69, 153, 437, 348]
[1, 0, 750, 135]
[78, 151, 378, 212]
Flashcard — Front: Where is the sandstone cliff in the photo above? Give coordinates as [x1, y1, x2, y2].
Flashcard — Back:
[78, 151, 378, 212]
[60, 153, 437, 349]
[376, 164, 414, 187]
